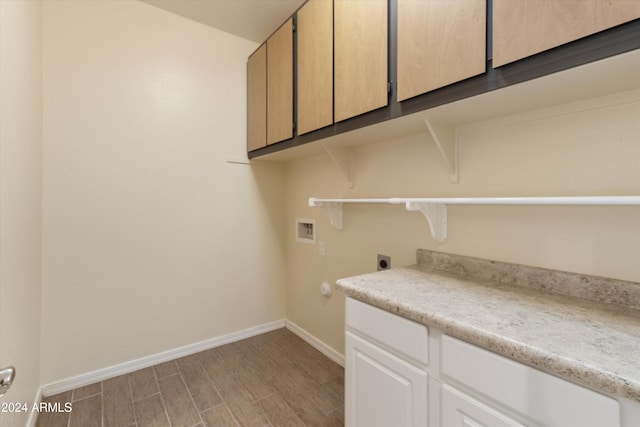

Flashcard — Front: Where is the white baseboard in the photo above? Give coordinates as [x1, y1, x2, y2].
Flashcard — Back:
[41, 318, 345, 398]
[285, 320, 345, 367]
[41, 319, 285, 397]
[26, 387, 43, 427]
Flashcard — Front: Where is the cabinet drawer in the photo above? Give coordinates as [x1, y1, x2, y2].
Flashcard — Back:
[442, 384, 524, 427]
[346, 298, 428, 365]
[442, 335, 620, 427]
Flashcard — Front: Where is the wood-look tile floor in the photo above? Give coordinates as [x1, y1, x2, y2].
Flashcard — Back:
[36, 328, 344, 427]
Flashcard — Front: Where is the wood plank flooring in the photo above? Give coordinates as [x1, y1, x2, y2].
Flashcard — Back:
[36, 328, 344, 427]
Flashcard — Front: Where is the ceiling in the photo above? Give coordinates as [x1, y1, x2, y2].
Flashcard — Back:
[141, 0, 305, 43]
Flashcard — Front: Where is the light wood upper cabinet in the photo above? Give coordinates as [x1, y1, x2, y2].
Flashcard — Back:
[493, 0, 640, 68]
[247, 43, 267, 152]
[267, 19, 293, 145]
[297, 0, 333, 135]
[248, 0, 639, 157]
[397, 0, 486, 102]
[334, 0, 388, 123]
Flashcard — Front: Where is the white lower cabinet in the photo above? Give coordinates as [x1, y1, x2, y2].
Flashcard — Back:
[346, 298, 429, 427]
[345, 297, 636, 427]
[346, 331, 428, 427]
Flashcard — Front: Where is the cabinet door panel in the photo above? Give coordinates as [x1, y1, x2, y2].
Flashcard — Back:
[493, 0, 640, 67]
[267, 19, 293, 145]
[297, 0, 333, 135]
[398, 0, 486, 101]
[346, 332, 427, 427]
[247, 44, 267, 151]
[334, 0, 388, 122]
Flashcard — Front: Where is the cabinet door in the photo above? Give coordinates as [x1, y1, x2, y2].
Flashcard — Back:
[493, 0, 640, 67]
[397, 0, 486, 102]
[345, 331, 427, 427]
[442, 385, 525, 427]
[334, 0, 388, 122]
[297, 0, 333, 135]
[267, 19, 293, 145]
[247, 43, 267, 151]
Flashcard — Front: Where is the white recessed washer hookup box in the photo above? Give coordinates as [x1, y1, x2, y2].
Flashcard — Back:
[295, 218, 315, 244]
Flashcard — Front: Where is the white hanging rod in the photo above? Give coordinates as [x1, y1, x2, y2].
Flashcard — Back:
[308, 196, 640, 243]
[309, 196, 640, 206]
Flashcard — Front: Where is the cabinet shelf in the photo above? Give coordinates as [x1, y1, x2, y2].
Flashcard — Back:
[309, 196, 640, 243]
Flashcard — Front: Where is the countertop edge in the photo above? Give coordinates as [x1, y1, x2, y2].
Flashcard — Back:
[336, 274, 640, 403]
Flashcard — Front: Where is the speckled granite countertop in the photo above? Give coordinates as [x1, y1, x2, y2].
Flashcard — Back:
[336, 250, 640, 402]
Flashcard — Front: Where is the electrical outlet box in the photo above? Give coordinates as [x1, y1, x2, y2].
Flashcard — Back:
[296, 219, 315, 244]
[377, 254, 391, 271]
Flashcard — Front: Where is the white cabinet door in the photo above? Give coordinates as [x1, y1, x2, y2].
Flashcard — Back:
[442, 384, 525, 427]
[345, 331, 428, 427]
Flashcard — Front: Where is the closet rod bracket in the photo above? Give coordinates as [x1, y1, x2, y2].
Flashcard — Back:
[309, 199, 344, 230]
[405, 201, 448, 243]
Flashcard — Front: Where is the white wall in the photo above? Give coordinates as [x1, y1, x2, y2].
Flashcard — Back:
[41, 0, 286, 385]
[285, 90, 640, 355]
[0, 1, 43, 425]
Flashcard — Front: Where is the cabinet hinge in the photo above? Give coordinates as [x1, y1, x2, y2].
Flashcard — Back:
[388, 81, 393, 96]
[292, 23, 296, 32]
